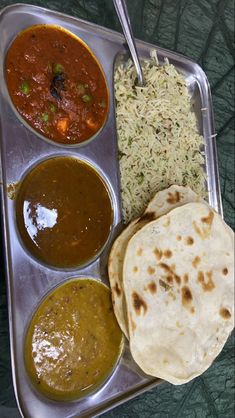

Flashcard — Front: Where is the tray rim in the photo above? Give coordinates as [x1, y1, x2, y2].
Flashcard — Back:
[0, 3, 222, 418]
[0, 2, 217, 70]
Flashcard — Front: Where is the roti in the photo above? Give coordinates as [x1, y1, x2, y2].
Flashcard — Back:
[123, 202, 234, 384]
[108, 185, 203, 338]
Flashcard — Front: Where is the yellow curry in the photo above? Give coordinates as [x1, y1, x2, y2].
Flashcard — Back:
[24, 278, 123, 401]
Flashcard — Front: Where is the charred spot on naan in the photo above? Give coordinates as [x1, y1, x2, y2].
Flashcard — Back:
[222, 268, 228, 276]
[183, 273, 189, 284]
[111, 293, 115, 306]
[185, 236, 194, 245]
[136, 248, 143, 256]
[192, 256, 201, 268]
[129, 312, 137, 332]
[154, 248, 172, 260]
[133, 266, 139, 273]
[166, 191, 181, 204]
[147, 266, 155, 275]
[197, 271, 215, 292]
[219, 307, 231, 320]
[154, 248, 162, 260]
[176, 235, 182, 241]
[159, 262, 181, 285]
[181, 286, 195, 313]
[138, 211, 156, 223]
[132, 292, 147, 315]
[166, 275, 174, 284]
[193, 211, 214, 240]
[201, 211, 214, 226]
[164, 250, 172, 258]
[159, 279, 171, 292]
[204, 271, 215, 291]
[182, 286, 193, 302]
[147, 281, 157, 294]
[114, 282, 122, 297]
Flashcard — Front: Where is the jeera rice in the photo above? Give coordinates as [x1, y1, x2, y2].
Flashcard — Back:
[115, 51, 206, 223]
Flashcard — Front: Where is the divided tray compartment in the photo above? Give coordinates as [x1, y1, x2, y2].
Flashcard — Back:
[0, 4, 222, 418]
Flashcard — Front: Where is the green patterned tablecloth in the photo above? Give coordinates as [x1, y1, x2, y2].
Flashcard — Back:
[0, 1, 234, 417]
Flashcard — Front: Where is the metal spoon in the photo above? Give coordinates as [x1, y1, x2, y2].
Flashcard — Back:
[113, 0, 145, 86]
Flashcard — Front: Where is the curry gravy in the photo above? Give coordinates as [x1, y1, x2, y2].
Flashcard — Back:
[16, 157, 113, 268]
[24, 278, 123, 401]
[6, 25, 109, 144]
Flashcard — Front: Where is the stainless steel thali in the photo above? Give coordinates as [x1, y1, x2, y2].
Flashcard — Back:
[0, 3, 222, 418]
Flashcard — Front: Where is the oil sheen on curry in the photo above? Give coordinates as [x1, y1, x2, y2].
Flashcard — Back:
[16, 157, 113, 268]
[24, 278, 123, 401]
[5, 25, 109, 144]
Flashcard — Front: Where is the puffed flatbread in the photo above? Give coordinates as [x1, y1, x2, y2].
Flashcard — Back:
[123, 202, 234, 384]
[108, 185, 203, 337]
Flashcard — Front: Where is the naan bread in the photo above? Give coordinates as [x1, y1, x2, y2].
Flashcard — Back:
[123, 202, 234, 384]
[108, 185, 203, 338]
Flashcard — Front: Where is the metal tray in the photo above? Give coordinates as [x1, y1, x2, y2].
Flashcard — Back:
[0, 3, 222, 418]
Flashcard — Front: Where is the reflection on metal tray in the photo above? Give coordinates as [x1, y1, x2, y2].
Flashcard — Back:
[0, 4, 222, 418]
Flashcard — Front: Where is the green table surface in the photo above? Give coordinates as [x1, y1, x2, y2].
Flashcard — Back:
[0, 1, 234, 417]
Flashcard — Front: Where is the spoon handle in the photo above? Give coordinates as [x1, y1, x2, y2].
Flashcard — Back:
[113, 0, 145, 86]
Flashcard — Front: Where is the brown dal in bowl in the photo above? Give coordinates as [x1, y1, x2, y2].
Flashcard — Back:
[15, 156, 113, 268]
[24, 278, 123, 401]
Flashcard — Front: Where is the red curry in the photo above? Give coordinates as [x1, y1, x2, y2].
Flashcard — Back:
[5, 25, 109, 145]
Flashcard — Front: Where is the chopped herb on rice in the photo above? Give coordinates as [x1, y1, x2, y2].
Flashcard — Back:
[115, 51, 206, 223]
